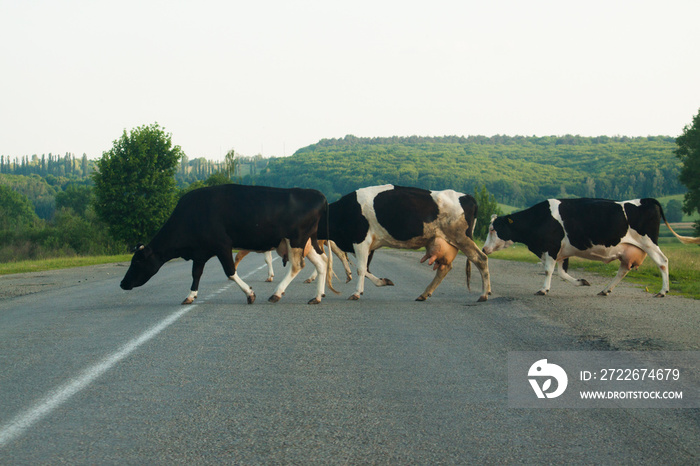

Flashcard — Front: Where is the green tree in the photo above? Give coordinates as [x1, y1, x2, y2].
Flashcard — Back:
[204, 172, 233, 186]
[92, 123, 184, 246]
[665, 199, 684, 223]
[55, 185, 93, 217]
[675, 108, 700, 234]
[223, 149, 238, 180]
[0, 185, 38, 229]
[473, 185, 503, 240]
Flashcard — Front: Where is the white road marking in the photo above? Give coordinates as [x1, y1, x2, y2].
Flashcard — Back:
[0, 262, 271, 448]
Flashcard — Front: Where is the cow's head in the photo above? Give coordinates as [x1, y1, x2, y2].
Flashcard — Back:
[120, 244, 162, 290]
[482, 214, 514, 255]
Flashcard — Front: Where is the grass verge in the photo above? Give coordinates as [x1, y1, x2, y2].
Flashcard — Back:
[0, 255, 132, 276]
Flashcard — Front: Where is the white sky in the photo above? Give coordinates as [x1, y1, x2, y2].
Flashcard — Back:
[1, 0, 699, 161]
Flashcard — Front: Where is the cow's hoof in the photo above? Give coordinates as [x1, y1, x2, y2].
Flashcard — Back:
[346, 276, 352, 283]
[268, 294, 281, 303]
[477, 295, 488, 302]
[383, 278, 395, 286]
[348, 294, 360, 301]
[535, 290, 548, 296]
[579, 279, 591, 287]
[247, 293, 256, 304]
[181, 297, 195, 305]
[308, 297, 322, 305]
[265, 277, 274, 283]
[415, 295, 427, 302]
[304, 278, 314, 283]
[598, 290, 610, 296]
[654, 292, 666, 298]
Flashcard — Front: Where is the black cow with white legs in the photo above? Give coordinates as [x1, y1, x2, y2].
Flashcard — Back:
[120, 184, 334, 305]
[482, 198, 700, 297]
[317, 184, 491, 303]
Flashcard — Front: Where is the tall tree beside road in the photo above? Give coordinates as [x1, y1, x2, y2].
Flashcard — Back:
[675, 108, 700, 234]
[93, 123, 184, 247]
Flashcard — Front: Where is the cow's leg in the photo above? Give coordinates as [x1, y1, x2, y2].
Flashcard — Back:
[331, 241, 354, 283]
[303, 239, 320, 283]
[219, 251, 256, 304]
[458, 241, 491, 302]
[536, 254, 557, 296]
[599, 244, 647, 296]
[363, 271, 394, 287]
[598, 264, 631, 296]
[305, 248, 328, 304]
[269, 240, 304, 302]
[233, 250, 249, 269]
[304, 268, 319, 283]
[636, 239, 670, 297]
[182, 260, 206, 304]
[305, 242, 353, 284]
[357, 249, 394, 288]
[556, 260, 591, 287]
[350, 242, 372, 300]
[264, 250, 274, 282]
[416, 263, 453, 301]
[229, 273, 256, 304]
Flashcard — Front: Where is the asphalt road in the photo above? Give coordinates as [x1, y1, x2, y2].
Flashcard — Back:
[0, 250, 698, 464]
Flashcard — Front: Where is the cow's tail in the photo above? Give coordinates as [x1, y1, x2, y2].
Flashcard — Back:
[322, 199, 341, 295]
[325, 240, 340, 295]
[657, 200, 700, 245]
[464, 206, 477, 292]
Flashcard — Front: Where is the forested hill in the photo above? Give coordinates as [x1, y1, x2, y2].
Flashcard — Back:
[250, 135, 682, 206]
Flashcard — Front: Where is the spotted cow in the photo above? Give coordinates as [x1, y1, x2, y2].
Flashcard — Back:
[482, 198, 700, 297]
[318, 184, 491, 302]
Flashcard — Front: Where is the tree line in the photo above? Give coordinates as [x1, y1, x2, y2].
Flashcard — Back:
[249, 135, 683, 206]
[0, 153, 91, 178]
[2, 119, 699, 263]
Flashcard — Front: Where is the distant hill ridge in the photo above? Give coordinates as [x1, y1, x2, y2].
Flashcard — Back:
[250, 134, 682, 205]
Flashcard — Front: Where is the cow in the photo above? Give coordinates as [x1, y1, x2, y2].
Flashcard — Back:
[120, 184, 335, 305]
[317, 184, 491, 302]
[482, 198, 700, 297]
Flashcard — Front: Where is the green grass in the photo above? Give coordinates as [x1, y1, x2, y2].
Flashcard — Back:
[0, 255, 132, 276]
[497, 203, 520, 214]
[487, 241, 700, 299]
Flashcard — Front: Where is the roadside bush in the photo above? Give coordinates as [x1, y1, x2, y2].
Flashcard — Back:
[0, 207, 126, 262]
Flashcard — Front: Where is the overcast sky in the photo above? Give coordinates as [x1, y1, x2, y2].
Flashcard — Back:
[2, 0, 699, 161]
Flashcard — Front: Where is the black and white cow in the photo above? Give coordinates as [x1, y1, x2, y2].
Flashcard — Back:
[318, 184, 491, 302]
[120, 184, 334, 304]
[482, 198, 700, 297]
